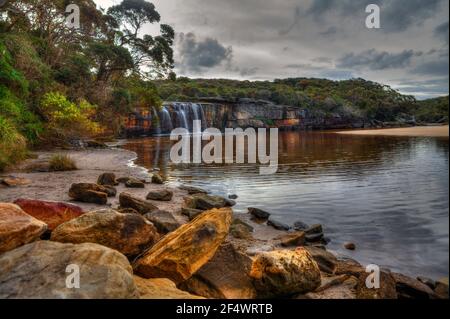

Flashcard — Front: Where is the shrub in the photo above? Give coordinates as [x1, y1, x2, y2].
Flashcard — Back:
[0, 116, 28, 171]
[40, 92, 103, 142]
[48, 154, 78, 172]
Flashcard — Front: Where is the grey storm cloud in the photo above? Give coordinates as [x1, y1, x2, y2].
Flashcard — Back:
[412, 59, 450, 76]
[304, 0, 446, 32]
[338, 49, 422, 70]
[177, 32, 233, 73]
[434, 21, 449, 44]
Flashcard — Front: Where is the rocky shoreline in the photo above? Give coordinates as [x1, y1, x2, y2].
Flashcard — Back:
[0, 145, 448, 299]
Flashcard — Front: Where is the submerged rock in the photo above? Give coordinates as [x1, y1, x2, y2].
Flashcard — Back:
[51, 209, 158, 256]
[134, 208, 233, 284]
[248, 207, 270, 220]
[0, 203, 48, 253]
[68, 183, 108, 205]
[344, 242, 356, 251]
[180, 242, 257, 299]
[249, 248, 321, 298]
[293, 221, 310, 231]
[134, 276, 204, 299]
[119, 192, 158, 215]
[13, 199, 84, 231]
[146, 189, 173, 201]
[97, 173, 118, 186]
[144, 210, 180, 234]
[0, 241, 138, 299]
[267, 217, 291, 231]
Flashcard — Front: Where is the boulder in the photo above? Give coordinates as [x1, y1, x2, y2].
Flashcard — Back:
[117, 177, 131, 184]
[434, 278, 449, 299]
[249, 248, 321, 298]
[293, 221, 309, 231]
[146, 190, 173, 201]
[357, 271, 398, 299]
[134, 276, 204, 299]
[391, 273, 437, 299]
[230, 218, 254, 240]
[68, 183, 108, 205]
[97, 173, 118, 186]
[125, 178, 145, 189]
[267, 218, 291, 231]
[305, 224, 323, 235]
[180, 242, 257, 299]
[0, 241, 138, 299]
[134, 208, 233, 284]
[51, 209, 158, 257]
[277, 231, 306, 247]
[103, 185, 117, 197]
[0, 203, 48, 253]
[181, 207, 205, 221]
[119, 192, 158, 215]
[144, 210, 180, 234]
[248, 207, 270, 220]
[305, 232, 324, 243]
[335, 258, 365, 277]
[228, 194, 238, 200]
[1, 177, 31, 187]
[304, 246, 338, 274]
[13, 199, 84, 231]
[151, 174, 164, 185]
[191, 194, 228, 210]
[300, 275, 358, 299]
[179, 185, 208, 195]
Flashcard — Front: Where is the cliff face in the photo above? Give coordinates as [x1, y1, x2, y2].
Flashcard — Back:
[123, 100, 366, 137]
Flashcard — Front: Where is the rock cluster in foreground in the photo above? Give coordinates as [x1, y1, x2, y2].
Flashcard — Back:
[0, 170, 448, 300]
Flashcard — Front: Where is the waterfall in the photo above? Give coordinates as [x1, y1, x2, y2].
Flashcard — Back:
[158, 106, 173, 134]
[175, 103, 189, 130]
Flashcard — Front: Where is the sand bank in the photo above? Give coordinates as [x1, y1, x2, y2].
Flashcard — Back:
[336, 125, 449, 137]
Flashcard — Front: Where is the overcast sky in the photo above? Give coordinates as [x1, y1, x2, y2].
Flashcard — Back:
[95, 0, 449, 99]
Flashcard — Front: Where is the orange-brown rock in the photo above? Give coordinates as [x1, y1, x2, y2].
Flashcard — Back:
[68, 183, 108, 205]
[249, 248, 322, 298]
[134, 276, 204, 299]
[0, 203, 47, 253]
[356, 271, 398, 299]
[119, 192, 158, 214]
[51, 209, 158, 256]
[134, 208, 233, 284]
[13, 199, 84, 231]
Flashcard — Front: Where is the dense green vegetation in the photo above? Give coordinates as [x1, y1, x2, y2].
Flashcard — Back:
[156, 77, 449, 123]
[0, 0, 173, 170]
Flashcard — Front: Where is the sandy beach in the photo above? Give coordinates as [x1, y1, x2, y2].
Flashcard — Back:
[336, 125, 449, 137]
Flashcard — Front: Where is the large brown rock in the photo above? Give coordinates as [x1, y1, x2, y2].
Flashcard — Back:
[180, 242, 257, 299]
[134, 208, 233, 284]
[249, 248, 322, 298]
[97, 173, 118, 186]
[146, 190, 173, 201]
[0, 241, 138, 299]
[134, 276, 204, 299]
[14, 199, 84, 231]
[51, 209, 158, 257]
[357, 271, 398, 299]
[190, 194, 228, 210]
[305, 246, 338, 274]
[0, 203, 47, 253]
[68, 183, 108, 205]
[391, 272, 437, 299]
[119, 192, 158, 215]
[144, 210, 180, 234]
[299, 275, 359, 299]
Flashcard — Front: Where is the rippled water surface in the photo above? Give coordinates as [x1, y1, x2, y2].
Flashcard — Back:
[123, 131, 449, 279]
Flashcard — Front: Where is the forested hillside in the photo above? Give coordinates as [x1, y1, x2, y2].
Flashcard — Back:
[0, 0, 173, 170]
[156, 77, 449, 124]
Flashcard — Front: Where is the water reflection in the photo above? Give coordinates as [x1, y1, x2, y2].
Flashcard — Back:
[123, 131, 449, 279]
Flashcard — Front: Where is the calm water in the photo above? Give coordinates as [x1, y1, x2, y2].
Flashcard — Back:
[123, 131, 449, 279]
